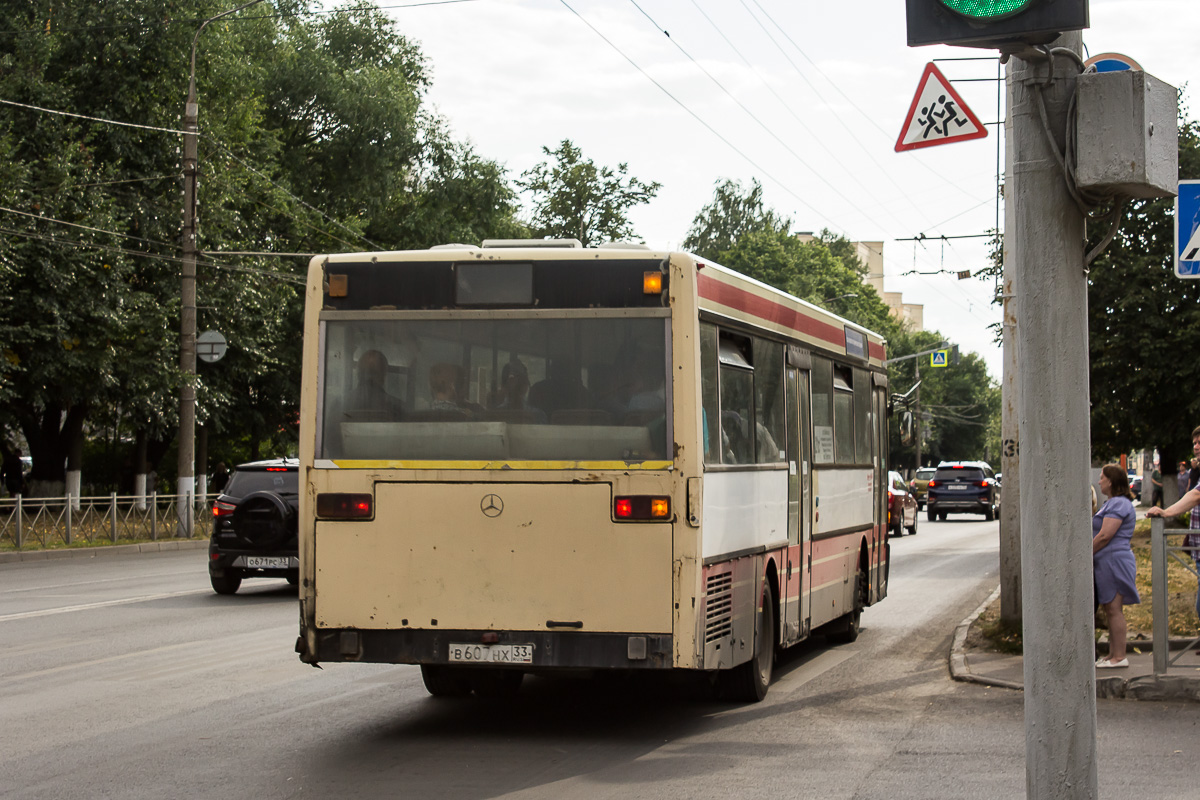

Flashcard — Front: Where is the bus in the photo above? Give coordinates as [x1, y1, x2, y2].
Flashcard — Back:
[296, 239, 891, 701]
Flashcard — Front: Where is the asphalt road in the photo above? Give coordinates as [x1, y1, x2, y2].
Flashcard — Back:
[2, 518, 1196, 799]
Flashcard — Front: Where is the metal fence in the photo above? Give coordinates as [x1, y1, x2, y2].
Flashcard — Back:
[1150, 517, 1200, 676]
[0, 493, 213, 549]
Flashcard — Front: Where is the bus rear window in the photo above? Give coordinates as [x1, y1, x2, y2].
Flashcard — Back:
[318, 315, 671, 464]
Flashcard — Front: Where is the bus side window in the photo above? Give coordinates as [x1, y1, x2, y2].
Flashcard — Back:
[716, 332, 755, 465]
[699, 323, 720, 464]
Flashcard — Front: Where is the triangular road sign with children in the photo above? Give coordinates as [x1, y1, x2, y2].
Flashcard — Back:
[895, 62, 987, 152]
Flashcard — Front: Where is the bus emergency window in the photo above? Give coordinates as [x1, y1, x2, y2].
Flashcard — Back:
[853, 367, 871, 464]
[700, 323, 719, 465]
[833, 366, 854, 463]
[752, 337, 785, 463]
[810, 357, 833, 463]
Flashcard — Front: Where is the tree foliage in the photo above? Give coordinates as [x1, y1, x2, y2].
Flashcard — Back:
[517, 140, 660, 246]
[684, 178, 999, 471]
[0, 1, 524, 490]
[1087, 104, 1200, 472]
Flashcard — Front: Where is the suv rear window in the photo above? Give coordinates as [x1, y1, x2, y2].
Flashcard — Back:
[225, 470, 298, 499]
[935, 467, 985, 481]
[915, 468, 936, 479]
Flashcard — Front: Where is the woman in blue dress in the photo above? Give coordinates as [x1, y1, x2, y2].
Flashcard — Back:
[1093, 464, 1140, 668]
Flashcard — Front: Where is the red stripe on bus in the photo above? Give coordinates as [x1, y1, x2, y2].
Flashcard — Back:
[699, 273, 887, 362]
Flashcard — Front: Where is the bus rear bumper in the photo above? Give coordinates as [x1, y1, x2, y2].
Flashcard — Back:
[301, 628, 674, 670]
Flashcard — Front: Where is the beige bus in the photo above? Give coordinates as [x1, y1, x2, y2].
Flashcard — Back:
[296, 240, 891, 701]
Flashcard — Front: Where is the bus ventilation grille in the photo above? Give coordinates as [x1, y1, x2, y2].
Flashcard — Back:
[704, 572, 734, 643]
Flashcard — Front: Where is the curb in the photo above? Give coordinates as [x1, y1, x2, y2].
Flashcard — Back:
[950, 585, 1023, 691]
[0, 539, 208, 564]
[950, 584, 1200, 702]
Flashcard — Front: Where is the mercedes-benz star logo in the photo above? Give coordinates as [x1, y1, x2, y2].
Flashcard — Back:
[480, 494, 504, 518]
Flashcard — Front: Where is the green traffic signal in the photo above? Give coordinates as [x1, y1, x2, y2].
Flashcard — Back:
[938, 0, 1036, 21]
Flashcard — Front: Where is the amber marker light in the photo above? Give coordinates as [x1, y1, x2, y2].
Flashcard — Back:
[316, 493, 373, 519]
[643, 271, 663, 294]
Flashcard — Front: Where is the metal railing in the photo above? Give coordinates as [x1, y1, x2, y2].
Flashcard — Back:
[1150, 517, 1200, 675]
[0, 493, 213, 549]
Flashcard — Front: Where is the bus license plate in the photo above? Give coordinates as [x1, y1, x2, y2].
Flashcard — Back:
[246, 556, 290, 568]
[448, 643, 534, 664]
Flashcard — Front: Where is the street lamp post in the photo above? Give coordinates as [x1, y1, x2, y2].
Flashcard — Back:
[177, 0, 265, 535]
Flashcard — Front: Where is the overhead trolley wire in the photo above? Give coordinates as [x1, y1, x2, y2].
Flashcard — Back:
[557, 0, 844, 235]
[624, 0, 906, 236]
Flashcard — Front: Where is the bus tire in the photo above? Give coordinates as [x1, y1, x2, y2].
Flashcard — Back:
[722, 583, 774, 703]
[469, 668, 524, 698]
[421, 665, 472, 697]
[827, 571, 865, 644]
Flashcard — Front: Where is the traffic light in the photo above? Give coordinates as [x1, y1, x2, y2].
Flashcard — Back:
[905, 0, 1089, 50]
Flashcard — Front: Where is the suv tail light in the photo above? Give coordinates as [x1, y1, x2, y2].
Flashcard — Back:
[927, 479, 938, 488]
[316, 493, 373, 519]
[212, 499, 236, 518]
[614, 496, 670, 521]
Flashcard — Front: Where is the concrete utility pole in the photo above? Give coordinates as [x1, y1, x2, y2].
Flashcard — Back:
[1000, 275, 1020, 625]
[914, 359, 922, 471]
[1007, 32, 1097, 798]
[177, 0, 265, 535]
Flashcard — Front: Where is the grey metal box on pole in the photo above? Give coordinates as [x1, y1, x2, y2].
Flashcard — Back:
[1075, 71, 1179, 199]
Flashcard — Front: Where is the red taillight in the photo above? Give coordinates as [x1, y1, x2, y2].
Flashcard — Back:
[265, 467, 289, 471]
[212, 500, 236, 518]
[978, 481, 988, 488]
[927, 480, 938, 488]
[614, 496, 670, 521]
[316, 493, 373, 519]
[888, 490, 895, 501]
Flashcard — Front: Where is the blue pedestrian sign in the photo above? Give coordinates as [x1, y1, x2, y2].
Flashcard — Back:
[931, 350, 948, 368]
[1083, 52, 1142, 73]
[1177, 181, 1200, 278]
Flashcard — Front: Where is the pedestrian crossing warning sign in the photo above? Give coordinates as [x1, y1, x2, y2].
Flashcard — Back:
[1177, 180, 1200, 278]
[895, 63, 987, 152]
[931, 350, 949, 367]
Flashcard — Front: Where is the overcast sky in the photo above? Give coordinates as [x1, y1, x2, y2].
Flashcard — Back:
[376, 0, 1198, 380]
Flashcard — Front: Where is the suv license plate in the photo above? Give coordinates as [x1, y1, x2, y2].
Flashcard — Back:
[448, 643, 534, 664]
[246, 556, 290, 568]
[947, 485, 968, 490]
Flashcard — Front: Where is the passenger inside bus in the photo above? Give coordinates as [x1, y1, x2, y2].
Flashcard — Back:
[344, 349, 405, 422]
[427, 363, 481, 417]
[529, 358, 591, 418]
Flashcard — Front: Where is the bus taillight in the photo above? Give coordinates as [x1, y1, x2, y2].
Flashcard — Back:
[614, 496, 671, 521]
[316, 493, 374, 520]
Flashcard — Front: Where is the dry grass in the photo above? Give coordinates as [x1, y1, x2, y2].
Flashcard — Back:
[973, 516, 1200, 654]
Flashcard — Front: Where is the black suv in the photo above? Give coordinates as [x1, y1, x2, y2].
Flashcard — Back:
[926, 461, 1000, 521]
[208, 458, 299, 594]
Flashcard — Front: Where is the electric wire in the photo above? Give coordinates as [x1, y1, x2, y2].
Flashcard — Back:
[556, 0, 841, 232]
[0, 224, 307, 286]
[624, 0, 905, 236]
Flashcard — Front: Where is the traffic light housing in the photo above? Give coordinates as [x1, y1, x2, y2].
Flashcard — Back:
[906, 0, 1089, 50]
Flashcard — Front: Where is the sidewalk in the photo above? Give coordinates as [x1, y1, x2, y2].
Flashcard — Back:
[0, 539, 207, 564]
[950, 586, 1200, 702]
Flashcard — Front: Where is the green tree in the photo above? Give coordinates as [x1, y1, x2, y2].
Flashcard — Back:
[682, 178, 789, 260]
[517, 140, 660, 246]
[0, 0, 525, 490]
[1087, 105, 1200, 473]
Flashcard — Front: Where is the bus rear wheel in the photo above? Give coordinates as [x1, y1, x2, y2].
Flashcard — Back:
[421, 665, 471, 697]
[722, 583, 774, 703]
[827, 571, 865, 644]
